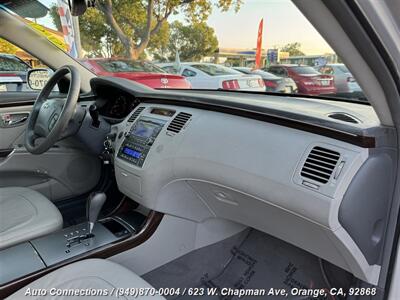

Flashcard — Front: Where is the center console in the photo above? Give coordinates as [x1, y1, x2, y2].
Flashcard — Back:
[0, 192, 133, 286]
[0, 218, 131, 286]
[30, 221, 127, 266]
[117, 117, 166, 167]
[113, 105, 186, 207]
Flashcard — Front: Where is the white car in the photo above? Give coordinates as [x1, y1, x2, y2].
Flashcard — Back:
[158, 62, 266, 92]
[3, 1, 400, 299]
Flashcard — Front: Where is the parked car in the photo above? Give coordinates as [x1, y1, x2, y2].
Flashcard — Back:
[315, 63, 361, 93]
[234, 67, 298, 93]
[266, 64, 336, 95]
[80, 58, 191, 89]
[0, 53, 30, 91]
[158, 62, 265, 91]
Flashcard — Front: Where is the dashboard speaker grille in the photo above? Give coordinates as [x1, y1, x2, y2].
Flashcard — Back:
[128, 107, 145, 123]
[167, 112, 192, 133]
[301, 146, 340, 184]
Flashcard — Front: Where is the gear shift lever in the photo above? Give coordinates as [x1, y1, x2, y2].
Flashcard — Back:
[86, 192, 107, 234]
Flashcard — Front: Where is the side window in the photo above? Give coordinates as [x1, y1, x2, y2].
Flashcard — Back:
[273, 67, 285, 77]
[182, 69, 196, 77]
[0, 38, 52, 93]
[280, 68, 288, 77]
[268, 67, 278, 75]
[162, 66, 178, 74]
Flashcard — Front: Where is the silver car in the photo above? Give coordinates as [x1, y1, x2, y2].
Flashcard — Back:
[234, 67, 298, 93]
[316, 63, 361, 93]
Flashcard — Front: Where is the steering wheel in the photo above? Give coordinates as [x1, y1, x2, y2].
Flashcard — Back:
[25, 65, 81, 154]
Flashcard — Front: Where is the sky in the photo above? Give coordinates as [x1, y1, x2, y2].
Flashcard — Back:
[204, 0, 333, 54]
[37, 0, 333, 55]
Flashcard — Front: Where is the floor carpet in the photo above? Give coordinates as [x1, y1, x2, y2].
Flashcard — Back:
[144, 229, 352, 300]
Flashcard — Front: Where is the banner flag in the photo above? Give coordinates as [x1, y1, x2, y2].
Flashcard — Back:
[255, 18, 264, 69]
[57, 0, 78, 58]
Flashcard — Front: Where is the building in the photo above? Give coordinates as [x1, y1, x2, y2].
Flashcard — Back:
[280, 54, 338, 66]
[202, 48, 268, 67]
[0, 18, 66, 68]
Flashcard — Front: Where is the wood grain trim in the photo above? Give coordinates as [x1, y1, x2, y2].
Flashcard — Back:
[0, 101, 35, 108]
[141, 98, 376, 148]
[0, 211, 163, 299]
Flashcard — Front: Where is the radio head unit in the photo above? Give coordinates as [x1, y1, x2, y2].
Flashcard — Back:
[117, 117, 166, 167]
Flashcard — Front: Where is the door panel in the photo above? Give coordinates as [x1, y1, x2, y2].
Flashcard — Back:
[0, 105, 31, 149]
[0, 95, 102, 202]
[0, 145, 101, 201]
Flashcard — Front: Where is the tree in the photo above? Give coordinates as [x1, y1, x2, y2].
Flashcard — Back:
[95, 0, 241, 59]
[158, 21, 218, 61]
[50, 5, 114, 57]
[49, 0, 241, 59]
[50, 3, 170, 58]
[49, 6, 61, 31]
[281, 42, 305, 56]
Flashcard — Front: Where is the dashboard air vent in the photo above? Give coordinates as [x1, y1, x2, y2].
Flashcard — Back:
[167, 112, 192, 133]
[328, 113, 359, 124]
[301, 146, 340, 184]
[128, 107, 145, 123]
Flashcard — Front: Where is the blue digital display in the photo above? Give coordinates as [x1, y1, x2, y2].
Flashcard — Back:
[123, 147, 141, 159]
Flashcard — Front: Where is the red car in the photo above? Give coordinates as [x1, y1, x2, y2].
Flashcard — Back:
[80, 58, 191, 89]
[267, 64, 336, 95]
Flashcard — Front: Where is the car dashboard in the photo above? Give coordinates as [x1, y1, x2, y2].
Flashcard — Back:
[87, 77, 396, 286]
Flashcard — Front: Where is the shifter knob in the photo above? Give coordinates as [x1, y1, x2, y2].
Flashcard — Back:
[86, 192, 107, 234]
[89, 104, 100, 128]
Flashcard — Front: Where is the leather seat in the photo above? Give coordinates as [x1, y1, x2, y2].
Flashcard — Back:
[7, 259, 165, 299]
[0, 187, 63, 250]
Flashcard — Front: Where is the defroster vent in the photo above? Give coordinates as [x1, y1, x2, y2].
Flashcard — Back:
[301, 146, 340, 184]
[128, 107, 145, 123]
[167, 112, 192, 133]
[328, 113, 359, 124]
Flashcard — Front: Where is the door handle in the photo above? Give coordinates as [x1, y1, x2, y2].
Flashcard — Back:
[0, 148, 14, 157]
[0, 113, 29, 128]
[8, 116, 28, 126]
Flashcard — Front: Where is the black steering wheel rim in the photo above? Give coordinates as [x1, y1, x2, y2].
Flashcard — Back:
[25, 65, 81, 154]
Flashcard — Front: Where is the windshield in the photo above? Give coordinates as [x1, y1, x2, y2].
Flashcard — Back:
[234, 68, 252, 74]
[337, 65, 350, 73]
[1, 0, 367, 101]
[252, 70, 280, 79]
[290, 66, 320, 75]
[191, 64, 241, 76]
[95, 60, 166, 74]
